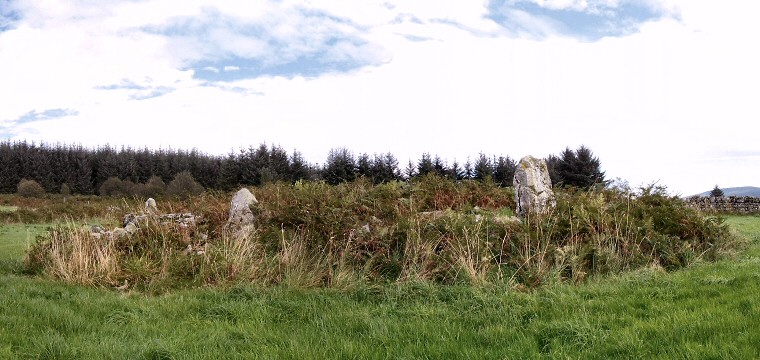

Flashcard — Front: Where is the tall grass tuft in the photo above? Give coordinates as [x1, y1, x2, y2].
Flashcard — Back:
[25, 223, 119, 286]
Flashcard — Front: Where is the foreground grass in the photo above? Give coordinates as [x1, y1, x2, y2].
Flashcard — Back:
[1, 216, 759, 358]
[0, 223, 47, 274]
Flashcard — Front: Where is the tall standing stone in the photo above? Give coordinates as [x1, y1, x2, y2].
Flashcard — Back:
[513, 156, 555, 217]
[227, 188, 258, 237]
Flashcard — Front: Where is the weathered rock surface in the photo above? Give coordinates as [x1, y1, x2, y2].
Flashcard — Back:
[92, 211, 198, 241]
[228, 188, 258, 227]
[122, 212, 196, 228]
[493, 215, 522, 225]
[124, 223, 139, 235]
[112, 228, 127, 238]
[122, 213, 147, 228]
[513, 156, 556, 217]
[145, 198, 157, 213]
[160, 213, 196, 226]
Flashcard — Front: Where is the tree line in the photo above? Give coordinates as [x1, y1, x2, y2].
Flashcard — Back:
[0, 140, 605, 195]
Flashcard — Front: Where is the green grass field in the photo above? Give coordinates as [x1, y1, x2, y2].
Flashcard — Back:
[1, 216, 759, 359]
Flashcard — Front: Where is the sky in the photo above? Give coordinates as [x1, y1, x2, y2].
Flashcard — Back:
[0, 0, 758, 196]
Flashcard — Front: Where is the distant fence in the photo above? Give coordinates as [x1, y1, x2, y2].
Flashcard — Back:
[684, 196, 760, 214]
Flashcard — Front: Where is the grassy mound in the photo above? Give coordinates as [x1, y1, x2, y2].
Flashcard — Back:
[24, 177, 738, 291]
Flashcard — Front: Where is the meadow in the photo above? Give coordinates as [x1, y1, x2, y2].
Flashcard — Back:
[0, 184, 759, 358]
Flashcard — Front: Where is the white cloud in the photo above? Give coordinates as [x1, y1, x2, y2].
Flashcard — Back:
[223, 66, 240, 72]
[1, 0, 759, 195]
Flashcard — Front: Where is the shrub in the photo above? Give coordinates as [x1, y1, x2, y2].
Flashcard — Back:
[99, 177, 127, 197]
[141, 176, 166, 198]
[17, 179, 46, 198]
[166, 171, 204, 199]
[122, 180, 138, 196]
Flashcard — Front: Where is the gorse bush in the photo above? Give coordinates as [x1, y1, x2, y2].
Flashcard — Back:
[511, 185, 735, 286]
[25, 176, 737, 291]
[17, 179, 46, 198]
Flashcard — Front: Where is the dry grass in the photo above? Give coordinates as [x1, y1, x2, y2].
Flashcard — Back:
[29, 224, 119, 286]
[22, 179, 738, 291]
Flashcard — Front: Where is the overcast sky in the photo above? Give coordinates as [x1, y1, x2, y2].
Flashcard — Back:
[1, 0, 758, 195]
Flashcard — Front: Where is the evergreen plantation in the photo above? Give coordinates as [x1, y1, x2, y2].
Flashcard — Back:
[0, 140, 606, 195]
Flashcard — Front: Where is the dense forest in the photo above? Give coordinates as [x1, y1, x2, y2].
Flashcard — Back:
[0, 140, 605, 195]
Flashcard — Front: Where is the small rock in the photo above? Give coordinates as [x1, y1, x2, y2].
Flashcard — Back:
[145, 198, 157, 213]
[493, 215, 522, 225]
[122, 213, 147, 228]
[124, 223, 139, 235]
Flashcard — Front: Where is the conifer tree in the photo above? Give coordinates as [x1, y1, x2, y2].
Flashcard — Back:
[432, 155, 447, 177]
[463, 158, 473, 180]
[357, 153, 372, 179]
[493, 156, 516, 187]
[447, 160, 464, 181]
[416, 153, 434, 177]
[473, 153, 492, 181]
[370, 153, 399, 184]
[404, 160, 416, 180]
[289, 151, 311, 182]
[323, 148, 356, 185]
[548, 145, 606, 189]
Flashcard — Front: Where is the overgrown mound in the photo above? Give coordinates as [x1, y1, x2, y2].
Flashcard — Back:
[24, 176, 737, 291]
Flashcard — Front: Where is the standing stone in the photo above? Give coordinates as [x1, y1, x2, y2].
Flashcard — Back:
[513, 156, 556, 217]
[145, 198, 157, 213]
[227, 188, 258, 233]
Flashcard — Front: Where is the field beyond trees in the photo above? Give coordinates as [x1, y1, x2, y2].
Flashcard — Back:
[0, 177, 758, 358]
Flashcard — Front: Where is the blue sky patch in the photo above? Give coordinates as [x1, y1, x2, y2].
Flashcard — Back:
[0, 108, 78, 138]
[144, 6, 383, 81]
[396, 33, 435, 42]
[95, 79, 175, 100]
[487, 0, 669, 40]
[95, 79, 147, 91]
[0, 0, 21, 32]
[14, 109, 79, 124]
[188, 38, 375, 82]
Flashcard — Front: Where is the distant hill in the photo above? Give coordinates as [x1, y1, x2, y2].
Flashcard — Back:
[694, 186, 760, 197]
